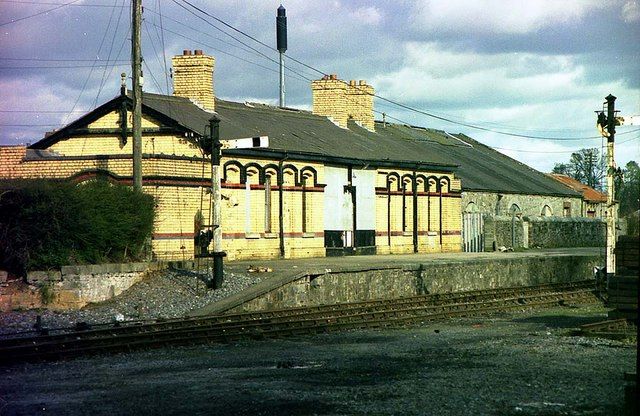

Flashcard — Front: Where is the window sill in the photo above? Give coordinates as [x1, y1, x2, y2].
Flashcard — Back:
[245, 233, 261, 239]
[263, 233, 278, 239]
[302, 232, 316, 238]
[427, 231, 438, 236]
[402, 231, 412, 237]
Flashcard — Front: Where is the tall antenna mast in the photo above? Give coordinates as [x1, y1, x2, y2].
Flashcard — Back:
[131, 0, 143, 191]
[276, 5, 287, 108]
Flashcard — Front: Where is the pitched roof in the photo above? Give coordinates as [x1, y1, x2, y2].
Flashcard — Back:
[28, 92, 579, 197]
[549, 174, 607, 202]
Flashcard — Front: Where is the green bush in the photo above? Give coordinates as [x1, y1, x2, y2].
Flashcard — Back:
[0, 179, 155, 276]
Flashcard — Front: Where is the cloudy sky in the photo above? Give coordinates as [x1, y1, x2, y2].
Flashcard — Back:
[1, 0, 639, 172]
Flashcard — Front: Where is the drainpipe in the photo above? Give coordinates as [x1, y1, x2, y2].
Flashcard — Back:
[347, 166, 357, 249]
[387, 179, 391, 246]
[278, 154, 288, 258]
[439, 185, 443, 246]
[412, 171, 418, 253]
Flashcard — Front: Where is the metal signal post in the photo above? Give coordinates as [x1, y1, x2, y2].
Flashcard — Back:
[596, 94, 618, 277]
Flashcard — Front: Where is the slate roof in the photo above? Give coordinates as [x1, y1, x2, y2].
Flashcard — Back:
[29, 92, 580, 197]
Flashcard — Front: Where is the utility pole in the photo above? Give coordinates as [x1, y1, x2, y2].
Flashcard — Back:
[209, 117, 225, 289]
[131, 0, 143, 191]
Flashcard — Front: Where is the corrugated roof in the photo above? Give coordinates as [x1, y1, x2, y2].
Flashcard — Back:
[549, 174, 607, 202]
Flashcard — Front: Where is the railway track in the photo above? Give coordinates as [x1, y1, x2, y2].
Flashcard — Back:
[0, 280, 597, 364]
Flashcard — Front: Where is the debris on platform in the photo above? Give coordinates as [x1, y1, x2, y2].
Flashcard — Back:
[247, 266, 273, 273]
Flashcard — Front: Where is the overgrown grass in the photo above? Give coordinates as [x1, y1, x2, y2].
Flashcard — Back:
[0, 179, 155, 277]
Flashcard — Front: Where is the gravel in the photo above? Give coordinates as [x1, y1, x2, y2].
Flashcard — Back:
[0, 304, 635, 416]
[0, 269, 262, 336]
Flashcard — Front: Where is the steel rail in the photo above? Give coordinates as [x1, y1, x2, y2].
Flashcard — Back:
[0, 280, 594, 347]
[0, 283, 597, 364]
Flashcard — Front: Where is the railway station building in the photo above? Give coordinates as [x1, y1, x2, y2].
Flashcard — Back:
[0, 50, 583, 261]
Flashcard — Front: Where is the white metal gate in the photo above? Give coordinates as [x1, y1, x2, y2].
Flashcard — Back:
[462, 212, 484, 252]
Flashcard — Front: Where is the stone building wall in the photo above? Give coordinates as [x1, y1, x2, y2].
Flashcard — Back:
[526, 217, 605, 248]
[462, 191, 581, 218]
[482, 215, 605, 250]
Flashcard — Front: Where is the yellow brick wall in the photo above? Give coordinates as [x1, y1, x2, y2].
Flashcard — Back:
[374, 169, 461, 254]
[3, 139, 462, 260]
[219, 158, 325, 260]
[49, 134, 201, 157]
[86, 110, 158, 129]
[171, 53, 215, 112]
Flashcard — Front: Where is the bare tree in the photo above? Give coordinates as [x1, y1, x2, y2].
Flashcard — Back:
[552, 148, 605, 190]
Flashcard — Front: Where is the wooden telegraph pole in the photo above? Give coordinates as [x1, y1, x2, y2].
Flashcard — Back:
[131, 0, 143, 191]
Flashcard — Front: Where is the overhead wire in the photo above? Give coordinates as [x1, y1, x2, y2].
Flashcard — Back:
[0, 0, 81, 27]
[91, 0, 124, 109]
[144, 21, 310, 84]
[93, 0, 127, 108]
[143, 17, 169, 94]
[0, 0, 123, 6]
[175, 0, 634, 142]
[156, 0, 172, 95]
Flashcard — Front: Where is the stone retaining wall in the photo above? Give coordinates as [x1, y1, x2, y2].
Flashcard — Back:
[230, 254, 601, 313]
[1, 262, 164, 312]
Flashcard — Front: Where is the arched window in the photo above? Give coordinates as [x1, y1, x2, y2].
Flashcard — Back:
[464, 202, 478, 213]
[541, 205, 552, 217]
[224, 164, 241, 184]
[510, 203, 521, 215]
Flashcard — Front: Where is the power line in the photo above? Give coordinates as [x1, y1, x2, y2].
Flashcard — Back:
[0, 58, 129, 62]
[91, 0, 123, 109]
[0, 64, 128, 69]
[145, 21, 310, 84]
[0, 0, 81, 27]
[0, 0, 124, 6]
[157, 0, 171, 95]
[0, 123, 60, 127]
[93, 0, 127, 108]
[175, 0, 633, 142]
[0, 110, 88, 113]
[493, 135, 640, 154]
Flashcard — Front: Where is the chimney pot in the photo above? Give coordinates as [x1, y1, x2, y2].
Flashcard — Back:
[195, 49, 203, 55]
[349, 80, 356, 86]
[359, 80, 366, 85]
[183, 49, 191, 55]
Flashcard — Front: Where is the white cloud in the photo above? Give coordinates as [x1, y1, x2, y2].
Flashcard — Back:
[370, 42, 593, 106]
[349, 6, 383, 26]
[410, 0, 606, 34]
[622, 1, 640, 22]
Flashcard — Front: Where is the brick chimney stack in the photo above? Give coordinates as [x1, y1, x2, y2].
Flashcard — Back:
[171, 49, 215, 112]
[311, 75, 375, 131]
